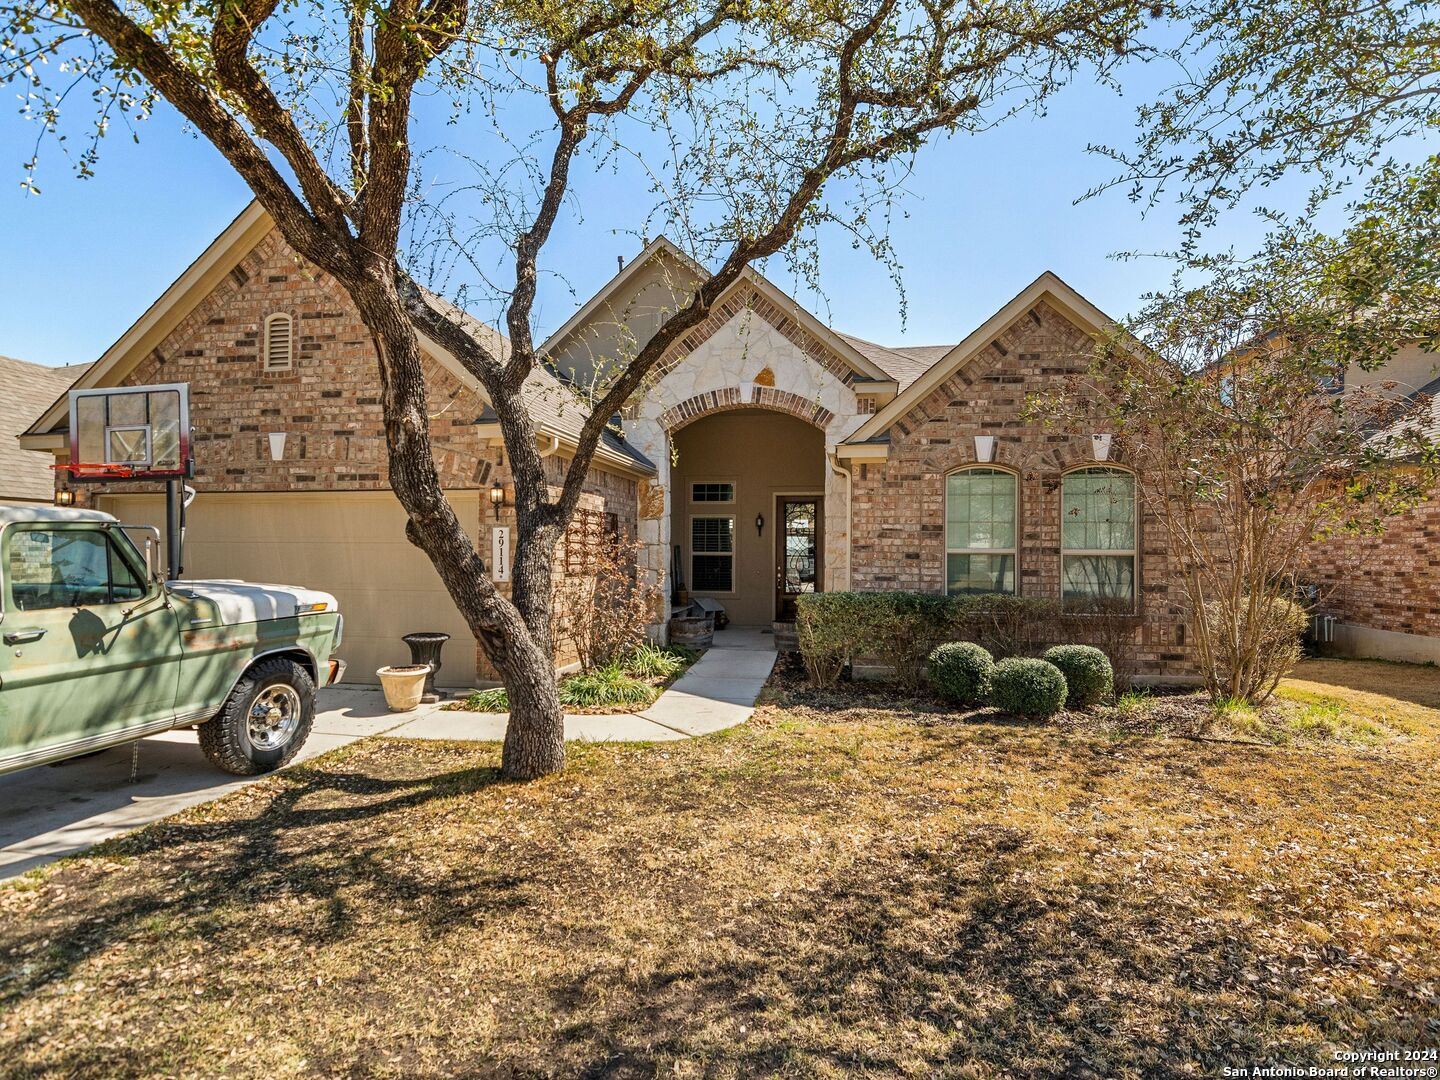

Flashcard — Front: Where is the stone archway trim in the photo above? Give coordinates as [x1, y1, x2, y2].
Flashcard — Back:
[658, 385, 836, 432]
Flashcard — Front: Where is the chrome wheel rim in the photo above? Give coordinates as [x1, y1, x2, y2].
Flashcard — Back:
[248, 684, 302, 750]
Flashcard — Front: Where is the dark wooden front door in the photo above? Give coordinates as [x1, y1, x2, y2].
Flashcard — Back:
[775, 496, 823, 622]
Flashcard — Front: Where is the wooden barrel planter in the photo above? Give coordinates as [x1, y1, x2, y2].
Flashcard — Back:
[669, 614, 715, 649]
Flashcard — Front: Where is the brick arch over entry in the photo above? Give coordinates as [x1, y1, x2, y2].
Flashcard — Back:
[658, 385, 835, 432]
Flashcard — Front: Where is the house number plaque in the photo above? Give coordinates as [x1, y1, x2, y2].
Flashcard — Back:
[490, 527, 511, 582]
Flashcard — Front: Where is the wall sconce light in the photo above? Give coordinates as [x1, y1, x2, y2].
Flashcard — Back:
[755, 512, 765, 536]
[54, 488, 75, 507]
[973, 434, 996, 463]
[268, 432, 287, 462]
[1091, 433, 1113, 462]
[489, 479, 506, 519]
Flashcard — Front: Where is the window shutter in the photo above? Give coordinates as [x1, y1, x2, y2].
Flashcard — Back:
[264, 313, 293, 371]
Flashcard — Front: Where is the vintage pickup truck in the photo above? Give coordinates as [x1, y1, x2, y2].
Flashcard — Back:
[0, 506, 345, 776]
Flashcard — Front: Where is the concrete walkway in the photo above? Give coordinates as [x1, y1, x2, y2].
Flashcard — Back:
[382, 623, 778, 742]
[0, 627, 778, 881]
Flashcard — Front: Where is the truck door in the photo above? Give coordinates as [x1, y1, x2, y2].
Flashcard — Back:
[0, 523, 183, 770]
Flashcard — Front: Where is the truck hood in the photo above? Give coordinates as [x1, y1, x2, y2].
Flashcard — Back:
[167, 580, 339, 624]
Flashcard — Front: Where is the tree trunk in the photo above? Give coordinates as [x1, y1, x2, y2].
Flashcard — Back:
[485, 626, 566, 779]
[347, 269, 568, 779]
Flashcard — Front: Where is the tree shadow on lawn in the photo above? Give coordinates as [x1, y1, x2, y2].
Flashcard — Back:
[544, 830, 1359, 1079]
[0, 750, 523, 1003]
[3, 729, 1435, 1078]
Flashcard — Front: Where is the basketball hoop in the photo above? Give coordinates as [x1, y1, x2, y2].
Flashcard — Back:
[52, 462, 139, 481]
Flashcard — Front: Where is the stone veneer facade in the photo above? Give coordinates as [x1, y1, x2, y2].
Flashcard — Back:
[847, 300, 1195, 681]
[623, 291, 873, 612]
[60, 227, 637, 677]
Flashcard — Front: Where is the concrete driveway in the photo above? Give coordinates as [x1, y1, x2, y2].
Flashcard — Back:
[0, 686, 443, 881]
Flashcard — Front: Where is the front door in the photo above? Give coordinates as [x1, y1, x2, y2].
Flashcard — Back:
[775, 496, 823, 622]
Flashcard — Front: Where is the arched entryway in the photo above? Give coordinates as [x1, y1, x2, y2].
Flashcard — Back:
[668, 408, 826, 625]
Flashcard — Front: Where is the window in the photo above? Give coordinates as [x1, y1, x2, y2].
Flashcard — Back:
[691, 516, 734, 592]
[263, 312, 293, 371]
[1061, 467, 1137, 610]
[945, 467, 1016, 595]
[7, 529, 146, 611]
[690, 482, 734, 503]
[856, 395, 878, 415]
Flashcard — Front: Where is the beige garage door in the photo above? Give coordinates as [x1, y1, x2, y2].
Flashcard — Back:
[98, 490, 480, 685]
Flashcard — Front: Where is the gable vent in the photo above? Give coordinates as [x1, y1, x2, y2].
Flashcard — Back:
[263, 313, 294, 371]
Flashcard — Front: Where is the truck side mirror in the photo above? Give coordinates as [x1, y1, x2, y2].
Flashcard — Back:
[144, 535, 161, 584]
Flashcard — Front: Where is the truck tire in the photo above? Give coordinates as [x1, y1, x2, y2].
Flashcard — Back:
[198, 657, 316, 775]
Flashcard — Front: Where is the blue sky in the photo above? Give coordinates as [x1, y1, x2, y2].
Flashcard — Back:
[0, 59, 1315, 367]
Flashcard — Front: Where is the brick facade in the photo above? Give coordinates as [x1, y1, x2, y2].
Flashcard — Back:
[59, 226, 638, 680]
[1304, 487, 1440, 638]
[848, 299, 1196, 681]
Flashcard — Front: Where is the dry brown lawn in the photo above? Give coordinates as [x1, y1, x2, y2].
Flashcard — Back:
[1, 658, 1437, 1078]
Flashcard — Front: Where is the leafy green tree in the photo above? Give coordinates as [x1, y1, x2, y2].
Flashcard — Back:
[2, 0, 1151, 777]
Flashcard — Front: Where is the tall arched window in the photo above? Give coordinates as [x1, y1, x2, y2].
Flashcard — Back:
[1060, 467, 1136, 610]
[945, 467, 1017, 595]
[263, 312, 293, 371]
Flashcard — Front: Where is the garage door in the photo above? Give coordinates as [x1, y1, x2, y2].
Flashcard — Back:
[98, 490, 480, 685]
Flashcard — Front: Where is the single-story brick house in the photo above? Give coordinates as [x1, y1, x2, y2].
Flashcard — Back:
[19, 202, 1195, 683]
[1304, 351, 1440, 663]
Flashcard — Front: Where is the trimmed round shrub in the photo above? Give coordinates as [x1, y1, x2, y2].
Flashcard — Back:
[989, 657, 1068, 717]
[1042, 644, 1113, 707]
[927, 641, 995, 704]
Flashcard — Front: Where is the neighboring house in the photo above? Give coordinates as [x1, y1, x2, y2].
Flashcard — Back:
[1304, 354, 1440, 663]
[0, 355, 92, 505]
[21, 202, 1195, 684]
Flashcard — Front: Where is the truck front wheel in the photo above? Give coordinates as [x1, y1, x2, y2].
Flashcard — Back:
[199, 657, 316, 775]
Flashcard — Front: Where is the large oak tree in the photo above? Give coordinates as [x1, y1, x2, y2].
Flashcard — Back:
[3, 0, 1151, 777]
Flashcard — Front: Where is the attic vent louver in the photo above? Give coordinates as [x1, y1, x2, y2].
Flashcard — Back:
[263, 313, 294, 371]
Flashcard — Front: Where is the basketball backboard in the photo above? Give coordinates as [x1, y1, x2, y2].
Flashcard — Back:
[65, 383, 191, 481]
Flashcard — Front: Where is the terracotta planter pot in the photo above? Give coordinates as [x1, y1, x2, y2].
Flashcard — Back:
[376, 664, 431, 712]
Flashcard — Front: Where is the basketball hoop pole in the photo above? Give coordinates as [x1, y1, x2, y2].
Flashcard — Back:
[166, 479, 182, 580]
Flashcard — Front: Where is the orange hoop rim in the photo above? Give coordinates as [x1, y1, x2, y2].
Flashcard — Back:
[51, 462, 139, 479]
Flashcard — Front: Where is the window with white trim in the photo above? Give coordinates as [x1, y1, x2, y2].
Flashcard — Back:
[263, 312, 293, 371]
[1061, 467, 1137, 610]
[691, 515, 735, 592]
[945, 467, 1017, 595]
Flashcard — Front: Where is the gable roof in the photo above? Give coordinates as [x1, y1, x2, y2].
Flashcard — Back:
[541, 236, 898, 389]
[20, 201, 654, 477]
[844, 271, 1123, 445]
[1, 356, 92, 500]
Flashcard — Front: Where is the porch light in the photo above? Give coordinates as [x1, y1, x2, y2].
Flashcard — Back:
[490, 479, 506, 519]
[755, 512, 765, 536]
[268, 432, 287, 462]
[973, 434, 996, 463]
[1091, 433, 1113, 462]
[54, 488, 75, 507]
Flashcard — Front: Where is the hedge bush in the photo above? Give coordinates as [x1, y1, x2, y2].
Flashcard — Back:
[796, 592, 963, 688]
[989, 657, 1068, 717]
[927, 641, 995, 704]
[1042, 644, 1113, 707]
[796, 590, 1133, 691]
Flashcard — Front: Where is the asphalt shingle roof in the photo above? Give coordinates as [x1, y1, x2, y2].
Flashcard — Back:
[0, 356, 90, 501]
[836, 333, 954, 391]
